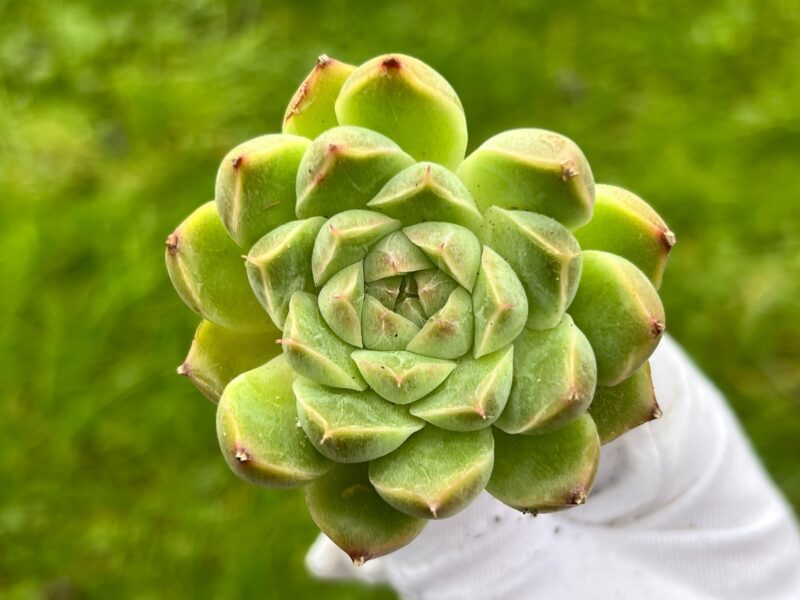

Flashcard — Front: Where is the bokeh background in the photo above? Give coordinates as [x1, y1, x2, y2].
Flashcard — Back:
[2, 0, 798, 597]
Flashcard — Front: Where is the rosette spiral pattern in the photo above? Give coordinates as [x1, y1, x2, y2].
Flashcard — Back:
[165, 53, 675, 564]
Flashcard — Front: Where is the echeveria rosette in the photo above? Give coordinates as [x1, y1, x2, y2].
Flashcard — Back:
[165, 53, 675, 564]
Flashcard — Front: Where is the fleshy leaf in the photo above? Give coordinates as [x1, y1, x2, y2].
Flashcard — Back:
[215, 134, 310, 249]
[404, 222, 481, 292]
[369, 427, 494, 519]
[283, 55, 356, 139]
[369, 162, 483, 233]
[335, 54, 468, 170]
[351, 350, 456, 405]
[365, 276, 402, 310]
[472, 247, 528, 358]
[487, 414, 600, 514]
[410, 346, 513, 431]
[574, 184, 676, 288]
[296, 126, 414, 219]
[457, 128, 594, 229]
[311, 209, 401, 286]
[165, 202, 273, 332]
[495, 315, 597, 434]
[589, 362, 661, 444]
[305, 463, 426, 564]
[396, 297, 427, 327]
[216, 355, 331, 487]
[178, 320, 281, 403]
[363, 231, 434, 282]
[569, 251, 665, 386]
[414, 269, 459, 317]
[406, 287, 473, 359]
[318, 262, 365, 347]
[246, 217, 325, 329]
[294, 377, 424, 463]
[361, 295, 420, 351]
[281, 291, 366, 390]
[482, 207, 582, 330]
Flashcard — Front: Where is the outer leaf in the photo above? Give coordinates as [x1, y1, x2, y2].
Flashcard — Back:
[245, 217, 325, 329]
[414, 269, 458, 317]
[281, 292, 366, 390]
[294, 378, 424, 463]
[216, 355, 331, 487]
[472, 247, 528, 358]
[215, 134, 310, 248]
[589, 362, 661, 444]
[305, 463, 426, 565]
[351, 350, 456, 404]
[283, 55, 356, 139]
[165, 202, 273, 332]
[361, 295, 420, 351]
[178, 320, 281, 403]
[495, 315, 597, 434]
[363, 231, 434, 282]
[410, 346, 513, 431]
[335, 54, 468, 170]
[404, 222, 481, 291]
[311, 210, 400, 286]
[569, 251, 665, 386]
[482, 207, 582, 330]
[318, 262, 365, 347]
[574, 184, 676, 288]
[369, 162, 483, 233]
[369, 427, 494, 519]
[296, 126, 414, 219]
[457, 128, 594, 229]
[406, 287, 473, 359]
[487, 414, 600, 514]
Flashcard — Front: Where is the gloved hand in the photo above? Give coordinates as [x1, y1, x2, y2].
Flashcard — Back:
[305, 336, 800, 599]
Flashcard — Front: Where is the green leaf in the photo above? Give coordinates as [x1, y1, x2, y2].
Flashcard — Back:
[165, 202, 274, 333]
[472, 247, 528, 358]
[178, 320, 281, 403]
[574, 184, 675, 288]
[305, 463, 426, 565]
[318, 262, 365, 347]
[482, 207, 582, 330]
[404, 222, 482, 291]
[216, 355, 331, 487]
[396, 297, 427, 327]
[351, 350, 456, 404]
[215, 134, 310, 248]
[245, 217, 325, 329]
[281, 292, 366, 390]
[311, 209, 400, 286]
[369, 427, 494, 519]
[369, 162, 483, 233]
[283, 55, 356, 140]
[294, 377, 424, 463]
[457, 128, 594, 229]
[568, 250, 665, 386]
[406, 287, 473, 359]
[495, 315, 597, 434]
[361, 295, 420, 351]
[363, 231, 434, 282]
[335, 54, 468, 170]
[410, 346, 513, 431]
[296, 126, 414, 219]
[487, 414, 600, 514]
[414, 269, 459, 317]
[365, 276, 402, 310]
[589, 362, 661, 444]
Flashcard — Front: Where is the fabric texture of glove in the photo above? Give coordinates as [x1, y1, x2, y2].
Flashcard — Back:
[306, 335, 800, 599]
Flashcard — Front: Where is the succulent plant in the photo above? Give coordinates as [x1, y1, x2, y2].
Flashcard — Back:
[166, 52, 675, 564]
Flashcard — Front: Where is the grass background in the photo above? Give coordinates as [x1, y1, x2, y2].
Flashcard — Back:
[1, 0, 798, 597]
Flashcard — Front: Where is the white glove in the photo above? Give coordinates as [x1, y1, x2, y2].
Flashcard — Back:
[306, 335, 800, 599]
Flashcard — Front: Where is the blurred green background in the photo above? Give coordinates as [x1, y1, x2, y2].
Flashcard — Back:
[2, 0, 798, 597]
